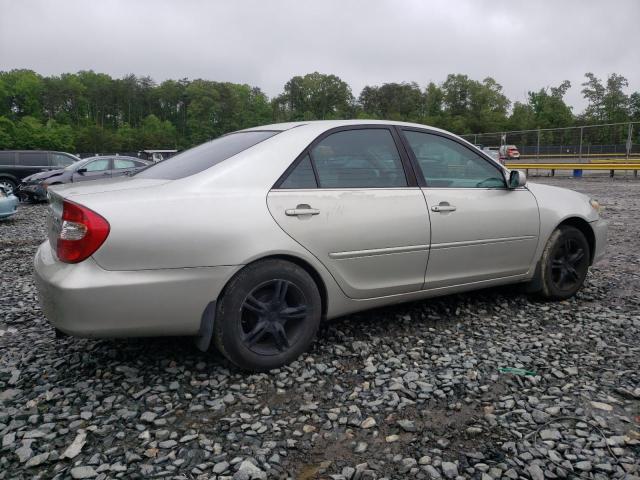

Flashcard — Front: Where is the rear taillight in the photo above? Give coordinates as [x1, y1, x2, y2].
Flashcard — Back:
[55, 200, 110, 263]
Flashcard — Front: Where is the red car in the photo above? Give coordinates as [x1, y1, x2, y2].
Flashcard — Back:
[499, 144, 520, 161]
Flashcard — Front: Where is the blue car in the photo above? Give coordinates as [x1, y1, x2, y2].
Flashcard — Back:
[0, 185, 18, 219]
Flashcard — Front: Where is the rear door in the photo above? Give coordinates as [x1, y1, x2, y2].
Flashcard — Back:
[111, 158, 145, 178]
[400, 129, 540, 289]
[267, 126, 431, 299]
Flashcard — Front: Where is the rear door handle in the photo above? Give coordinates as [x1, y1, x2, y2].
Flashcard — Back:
[431, 202, 456, 213]
[285, 204, 320, 216]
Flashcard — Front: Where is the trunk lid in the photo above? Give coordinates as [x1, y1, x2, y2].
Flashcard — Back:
[48, 177, 169, 197]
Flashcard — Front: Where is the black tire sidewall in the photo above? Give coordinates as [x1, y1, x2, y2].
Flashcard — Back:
[214, 260, 322, 372]
[541, 226, 590, 300]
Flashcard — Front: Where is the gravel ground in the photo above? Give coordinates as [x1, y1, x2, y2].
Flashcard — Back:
[1, 177, 639, 480]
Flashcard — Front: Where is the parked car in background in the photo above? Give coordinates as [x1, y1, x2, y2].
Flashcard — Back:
[19, 156, 152, 201]
[482, 146, 502, 164]
[0, 150, 80, 195]
[139, 149, 178, 162]
[0, 185, 18, 219]
[35, 120, 608, 372]
[499, 144, 520, 161]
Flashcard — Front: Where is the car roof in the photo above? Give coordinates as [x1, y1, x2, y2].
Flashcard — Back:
[240, 119, 451, 135]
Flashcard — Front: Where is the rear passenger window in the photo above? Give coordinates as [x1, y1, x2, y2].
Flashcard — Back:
[18, 152, 48, 166]
[310, 129, 407, 188]
[0, 152, 15, 165]
[114, 159, 136, 169]
[280, 155, 317, 189]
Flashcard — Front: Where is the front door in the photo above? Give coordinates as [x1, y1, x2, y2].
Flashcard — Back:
[267, 127, 431, 299]
[73, 158, 112, 182]
[400, 129, 540, 289]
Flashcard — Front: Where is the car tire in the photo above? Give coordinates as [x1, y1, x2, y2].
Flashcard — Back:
[0, 178, 16, 196]
[213, 259, 322, 372]
[538, 225, 590, 300]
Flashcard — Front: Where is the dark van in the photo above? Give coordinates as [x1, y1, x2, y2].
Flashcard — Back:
[0, 151, 81, 194]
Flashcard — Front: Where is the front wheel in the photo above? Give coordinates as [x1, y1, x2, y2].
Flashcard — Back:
[0, 178, 16, 196]
[213, 259, 322, 372]
[538, 226, 590, 300]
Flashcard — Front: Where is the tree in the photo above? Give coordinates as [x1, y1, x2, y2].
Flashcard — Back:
[0, 116, 15, 148]
[357, 82, 423, 121]
[138, 114, 177, 149]
[581, 73, 630, 122]
[274, 72, 354, 121]
[629, 92, 640, 121]
[439, 74, 509, 133]
[424, 82, 444, 122]
[526, 81, 573, 129]
[508, 102, 536, 130]
[0, 69, 44, 118]
[603, 74, 630, 122]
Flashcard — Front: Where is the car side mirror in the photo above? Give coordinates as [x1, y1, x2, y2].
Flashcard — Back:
[76, 167, 87, 175]
[508, 170, 526, 189]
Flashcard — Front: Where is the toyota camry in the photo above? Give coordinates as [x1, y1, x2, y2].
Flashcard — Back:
[34, 120, 608, 371]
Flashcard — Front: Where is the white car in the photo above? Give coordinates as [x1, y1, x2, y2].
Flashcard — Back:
[35, 120, 608, 371]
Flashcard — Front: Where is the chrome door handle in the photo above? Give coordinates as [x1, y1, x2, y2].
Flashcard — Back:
[285, 205, 320, 216]
[431, 203, 456, 213]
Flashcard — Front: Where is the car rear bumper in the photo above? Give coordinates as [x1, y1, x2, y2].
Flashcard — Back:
[34, 241, 239, 338]
[0, 195, 18, 218]
[590, 218, 608, 265]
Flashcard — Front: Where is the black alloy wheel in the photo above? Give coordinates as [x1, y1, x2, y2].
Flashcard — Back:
[240, 279, 308, 355]
[539, 225, 590, 300]
[214, 259, 322, 371]
[550, 237, 587, 291]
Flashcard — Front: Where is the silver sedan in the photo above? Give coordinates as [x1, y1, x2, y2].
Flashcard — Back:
[34, 120, 608, 371]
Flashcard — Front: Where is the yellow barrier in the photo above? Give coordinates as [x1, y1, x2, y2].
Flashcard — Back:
[506, 163, 640, 169]
[519, 153, 640, 158]
[505, 162, 639, 177]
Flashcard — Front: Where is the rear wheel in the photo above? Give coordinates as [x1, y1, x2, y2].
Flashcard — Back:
[538, 226, 590, 300]
[213, 259, 322, 371]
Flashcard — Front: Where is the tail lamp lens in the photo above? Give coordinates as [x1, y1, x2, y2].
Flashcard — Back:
[56, 200, 110, 263]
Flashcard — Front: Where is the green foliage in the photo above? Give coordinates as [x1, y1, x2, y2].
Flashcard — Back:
[273, 72, 354, 121]
[526, 81, 574, 129]
[0, 69, 636, 153]
[581, 73, 631, 123]
[358, 82, 423, 121]
[139, 114, 177, 149]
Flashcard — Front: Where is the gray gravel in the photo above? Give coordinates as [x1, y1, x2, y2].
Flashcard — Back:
[1, 177, 639, 479]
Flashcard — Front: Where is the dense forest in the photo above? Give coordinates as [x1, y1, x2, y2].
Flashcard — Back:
[0, 69, 638, 153]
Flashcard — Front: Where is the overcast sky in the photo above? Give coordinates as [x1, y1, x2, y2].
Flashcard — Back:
[1, 0, 638, 114]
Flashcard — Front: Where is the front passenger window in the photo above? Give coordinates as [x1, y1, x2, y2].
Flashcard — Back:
[84, 159, 110, 172]
[403, 131, 505, 188]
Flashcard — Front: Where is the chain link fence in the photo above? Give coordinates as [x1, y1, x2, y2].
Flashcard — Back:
[461, 121, 640, 162]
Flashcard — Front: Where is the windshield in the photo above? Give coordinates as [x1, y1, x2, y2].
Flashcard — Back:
[135, 130, 280, 180]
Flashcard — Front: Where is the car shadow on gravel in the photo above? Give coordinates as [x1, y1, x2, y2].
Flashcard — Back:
[319, 283, 528, 337]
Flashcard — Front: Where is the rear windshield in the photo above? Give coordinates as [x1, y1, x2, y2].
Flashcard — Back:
[135, 131, 279, 180]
